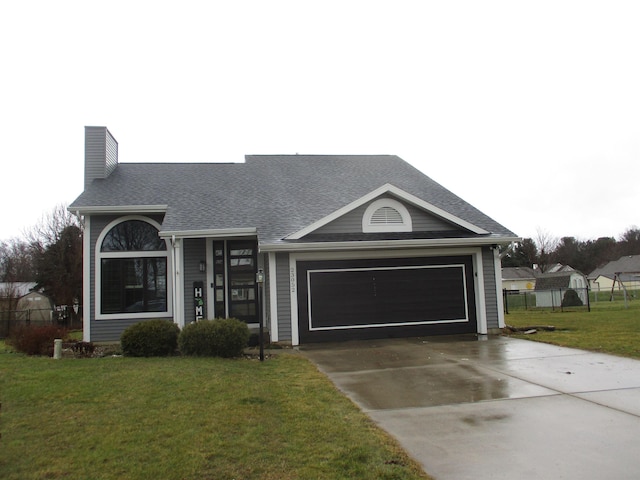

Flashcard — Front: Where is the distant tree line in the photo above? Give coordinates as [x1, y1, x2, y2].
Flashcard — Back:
[501, 226, 640, 275]
[0, 204, 82, 314]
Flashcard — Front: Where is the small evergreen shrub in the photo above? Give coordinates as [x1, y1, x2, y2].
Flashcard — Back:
[120, 319, 180, 357]
[7, 325, 68, 356]
[562, 289, 584, 307]
[178, 318, 250, 358]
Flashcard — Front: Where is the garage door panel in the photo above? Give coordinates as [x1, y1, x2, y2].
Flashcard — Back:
[309, 266, 468, 329]
[298, 256, 477, 343]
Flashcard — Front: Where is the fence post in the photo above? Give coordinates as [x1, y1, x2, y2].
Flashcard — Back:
[503, 289, 509, 314]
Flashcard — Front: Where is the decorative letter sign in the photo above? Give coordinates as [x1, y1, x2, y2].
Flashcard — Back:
[194, 281, 204, 321]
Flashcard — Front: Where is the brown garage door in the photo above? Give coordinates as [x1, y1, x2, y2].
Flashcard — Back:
[297, 256, 477, 343]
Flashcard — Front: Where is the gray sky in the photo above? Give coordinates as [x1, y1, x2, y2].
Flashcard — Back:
[2, 1, 639, 242]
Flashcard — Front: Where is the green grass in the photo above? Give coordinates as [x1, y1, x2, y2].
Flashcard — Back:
[504, 300, 640, 358]
[0, 348, 431, 480]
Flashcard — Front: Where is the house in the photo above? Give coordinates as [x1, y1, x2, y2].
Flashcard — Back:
[69, 126, 520, 344]
[587, 255, 640, 292]
[501, 266, 538, 291]
[534, 270, 588, 307]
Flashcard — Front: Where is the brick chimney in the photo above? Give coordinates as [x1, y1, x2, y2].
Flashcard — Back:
[84, 126, 118, 189]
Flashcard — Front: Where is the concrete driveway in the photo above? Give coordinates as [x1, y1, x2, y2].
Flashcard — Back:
[298, 335, 640, 480]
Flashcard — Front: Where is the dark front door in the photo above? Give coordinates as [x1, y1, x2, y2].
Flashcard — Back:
[212, 240, 258, 323]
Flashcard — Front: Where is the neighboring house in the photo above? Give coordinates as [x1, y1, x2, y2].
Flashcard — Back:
[15, 291, 54, 322]
[70, 126, 519, 344]
[534, 271, 588, 307]
[501, 267, 538, 291]
[587, 255, 640, 292]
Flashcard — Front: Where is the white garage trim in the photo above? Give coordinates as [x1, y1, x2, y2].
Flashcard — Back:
[268, 252, 279, 342]
[289, 247, 485, 346]
[306, 264, 469, 331]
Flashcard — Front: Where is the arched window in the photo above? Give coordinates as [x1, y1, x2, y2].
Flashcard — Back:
[362, 198, 413, 233]
[97, 218, 170, 318]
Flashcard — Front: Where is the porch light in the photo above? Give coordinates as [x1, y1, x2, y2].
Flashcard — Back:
[199, 260, 206, 272]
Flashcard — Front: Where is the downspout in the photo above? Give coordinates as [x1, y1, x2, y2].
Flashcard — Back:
[171, 235, 179, 328]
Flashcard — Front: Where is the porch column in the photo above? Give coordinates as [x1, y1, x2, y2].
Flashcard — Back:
[171, 237, 185, 328]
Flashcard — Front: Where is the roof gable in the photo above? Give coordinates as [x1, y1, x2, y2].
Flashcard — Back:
[285, 184, 489, 240]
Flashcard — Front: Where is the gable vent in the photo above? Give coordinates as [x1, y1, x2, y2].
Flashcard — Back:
[370, 206, 404, 224]
[363, 198, 412, 233]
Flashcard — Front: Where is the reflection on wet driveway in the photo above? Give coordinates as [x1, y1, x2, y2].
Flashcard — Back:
[299, 335, 640, 480]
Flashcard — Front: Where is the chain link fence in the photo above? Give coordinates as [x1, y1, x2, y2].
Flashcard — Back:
[0, 305, 82, 339]
[503, 288, 591, 313]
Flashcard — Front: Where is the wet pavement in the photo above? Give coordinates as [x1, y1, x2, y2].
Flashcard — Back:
[298, 335, 640, 480]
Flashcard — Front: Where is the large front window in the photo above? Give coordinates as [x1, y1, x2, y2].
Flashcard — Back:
[98, 219, 168, 316]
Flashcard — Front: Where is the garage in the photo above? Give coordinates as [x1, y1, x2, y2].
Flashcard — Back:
[296, 255, 477, 343]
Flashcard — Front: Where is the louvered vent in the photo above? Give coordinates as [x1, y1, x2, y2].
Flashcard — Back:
[370, 206, 404, 225]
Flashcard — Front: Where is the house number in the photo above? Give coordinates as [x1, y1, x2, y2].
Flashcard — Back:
[290, 266, 296, 293]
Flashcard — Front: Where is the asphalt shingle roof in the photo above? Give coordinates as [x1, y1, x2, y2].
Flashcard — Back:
[501, 267, 538, 280]
[70, 155, 517, 245]
[588, 255, 640, 280]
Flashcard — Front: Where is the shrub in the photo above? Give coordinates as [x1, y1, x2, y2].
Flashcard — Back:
[178, 318, 250, 358]
[7, 325, 68, 356]
[562, 289, 584, 307]
[120, 319, 180, 357]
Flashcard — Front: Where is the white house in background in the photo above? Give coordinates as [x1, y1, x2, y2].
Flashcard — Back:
[69, 126, 520, 344]
[501, 266, 538, 291]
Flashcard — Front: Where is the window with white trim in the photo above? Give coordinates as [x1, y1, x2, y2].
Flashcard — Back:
[362, 198, 413, 233]
[97, 218, 169, 317]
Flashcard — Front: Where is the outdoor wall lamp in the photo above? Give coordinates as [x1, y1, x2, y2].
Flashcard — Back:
[199, 260, 206, 273]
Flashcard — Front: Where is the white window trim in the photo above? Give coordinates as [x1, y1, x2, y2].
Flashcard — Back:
[362, 198, 412, 233]
[95, 216, 173, 320]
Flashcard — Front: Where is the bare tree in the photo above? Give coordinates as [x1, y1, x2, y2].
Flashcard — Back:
[25, 204, 83, 323]
[0, 237, 37, 282]
[534, 228, 559, 273]
[25, 203, 80, 250]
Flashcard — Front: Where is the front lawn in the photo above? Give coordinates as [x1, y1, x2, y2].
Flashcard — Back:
[0, 347, 431, 480]
[504, 300, 640, 358]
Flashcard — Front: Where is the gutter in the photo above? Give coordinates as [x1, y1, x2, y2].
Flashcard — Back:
[259, 236, 522, 253]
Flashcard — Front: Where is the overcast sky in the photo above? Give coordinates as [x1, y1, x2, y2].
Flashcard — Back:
[1, 1, 638, 243]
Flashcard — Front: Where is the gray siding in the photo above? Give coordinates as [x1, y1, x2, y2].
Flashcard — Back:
[88, 213, 168, 342]
[312, 196, 458, 235]
[275, 253, 291, 341]
[183, 238, 207, 324]
[482, 247, 499, 329]
[85, 126, 118, 189]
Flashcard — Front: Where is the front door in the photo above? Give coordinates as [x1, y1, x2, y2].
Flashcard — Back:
[212, 240, 258, 324]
